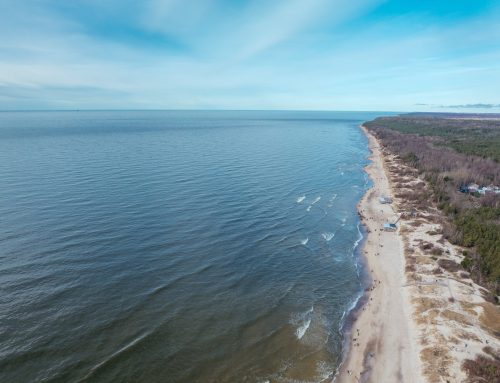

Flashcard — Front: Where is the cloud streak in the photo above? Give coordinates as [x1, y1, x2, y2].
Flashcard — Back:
[0, 0, 500, 110]
[440, 103, 500, 109]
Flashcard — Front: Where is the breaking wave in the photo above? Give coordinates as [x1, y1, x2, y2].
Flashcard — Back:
[311, 196, 321, 205]
[291, 306, 314, 340]
[322, 232, 335, 242]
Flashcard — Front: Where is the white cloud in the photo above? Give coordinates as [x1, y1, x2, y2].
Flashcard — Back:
[0, 0, 499, 110]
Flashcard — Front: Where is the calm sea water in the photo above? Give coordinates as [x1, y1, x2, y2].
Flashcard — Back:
[0, 111, 380, 383]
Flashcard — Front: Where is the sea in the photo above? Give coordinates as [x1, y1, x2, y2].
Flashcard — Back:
[0, 110, 383, 383]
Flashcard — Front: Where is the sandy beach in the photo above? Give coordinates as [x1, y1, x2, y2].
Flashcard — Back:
[336, 127, 422, 383]
[336, 126, 500, 383]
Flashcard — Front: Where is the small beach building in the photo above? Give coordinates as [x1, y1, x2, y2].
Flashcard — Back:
[461, 183, 500, 196]
[383, 223, 397, 232]
[478, 186, 493, 195]
[468, 183, 479, 193]
[484, 185, 496, 195]
[379, 196, 393, 204]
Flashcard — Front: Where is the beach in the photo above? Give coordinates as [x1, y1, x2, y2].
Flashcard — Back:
[337, 126, 500, 383]
[336, 127, 422, 383]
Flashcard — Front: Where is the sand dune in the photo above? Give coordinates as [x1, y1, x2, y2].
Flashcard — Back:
[335, 126, 499, 383]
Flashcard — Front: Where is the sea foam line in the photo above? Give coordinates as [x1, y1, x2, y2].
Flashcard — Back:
[291, 306, 314, 340]
[296, 318, 311, 339]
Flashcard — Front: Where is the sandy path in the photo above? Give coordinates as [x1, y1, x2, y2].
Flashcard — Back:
[335, 127, 422, 383]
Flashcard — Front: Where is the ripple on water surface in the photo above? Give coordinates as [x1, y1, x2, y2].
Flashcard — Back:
[0, 110, 379, 382]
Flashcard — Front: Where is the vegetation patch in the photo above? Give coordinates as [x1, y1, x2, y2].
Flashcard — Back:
[421, 346, 452, 383]
[479, 302, 500, 336]
[462, 355, 500, 383]
[364, 114, 500, 293]
[441, 309, 471, 326]
[438, 259, 461, 273]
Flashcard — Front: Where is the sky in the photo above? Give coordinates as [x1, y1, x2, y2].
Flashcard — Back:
[1, 0, 500, 111]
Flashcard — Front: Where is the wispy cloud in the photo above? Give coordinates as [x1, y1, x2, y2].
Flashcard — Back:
[1, 0, 500, 110]
[440, 103, 500, 109]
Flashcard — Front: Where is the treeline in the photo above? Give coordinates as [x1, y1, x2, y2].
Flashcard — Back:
[366, 115, 500, 162]
[364, 115, 500, 293]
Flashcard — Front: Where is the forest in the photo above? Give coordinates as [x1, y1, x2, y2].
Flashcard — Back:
[364, 114, 500, 293]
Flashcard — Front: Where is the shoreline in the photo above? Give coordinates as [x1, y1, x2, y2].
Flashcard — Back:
[335, 125, 422, 382]
[335, 125, 500, 383]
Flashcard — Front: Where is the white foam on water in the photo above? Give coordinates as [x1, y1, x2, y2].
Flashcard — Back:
[296, 195, 306, 203]
[291, 306, 314, 340]
[327, 194, 337, 207]
[296, 318, 311, 339]
[301, 237, 309, 245]
[340, 171, 344, 176]
[321, 232, 335, 242]
[352, 222, 363, 251]
[316, 360, 334, 382]
[311, 196, 321, 205]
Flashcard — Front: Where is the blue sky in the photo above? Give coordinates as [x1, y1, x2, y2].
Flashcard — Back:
[1, 0, 500, 111]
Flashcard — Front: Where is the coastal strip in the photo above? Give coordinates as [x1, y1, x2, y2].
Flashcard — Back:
[336, 125, 500, 383]
[336, 126, 422, 383]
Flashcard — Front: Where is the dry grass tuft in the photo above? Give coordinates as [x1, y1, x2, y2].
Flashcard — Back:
[479, 302, 500, 336]
[454, 329, 481, 342]
[421, 346, 452, 383]
[415, 256, 434, 265]
[415, 308, 440, 326]
[441, 309, 472, 327]
[460, 301, 479, 317]
[414, 298, 446, 313]
[438, 259, 461, 273]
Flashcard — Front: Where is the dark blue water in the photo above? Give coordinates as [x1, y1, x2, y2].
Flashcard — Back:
[0, 111, 379, 383]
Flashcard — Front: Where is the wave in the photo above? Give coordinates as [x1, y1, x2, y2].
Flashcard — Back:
[80, 330, 152, 381]
[311, 196, 321, 205]
[306, 196, 321, 212]
[321, 232, 335, 242]
[352, 222, 363, 252]
[296, 318, 311, 339]
[301, 237, 309, 245]
[316, 360, 334, 382]
[291, 306, 314, 340]
[296, 195, 306, 203]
